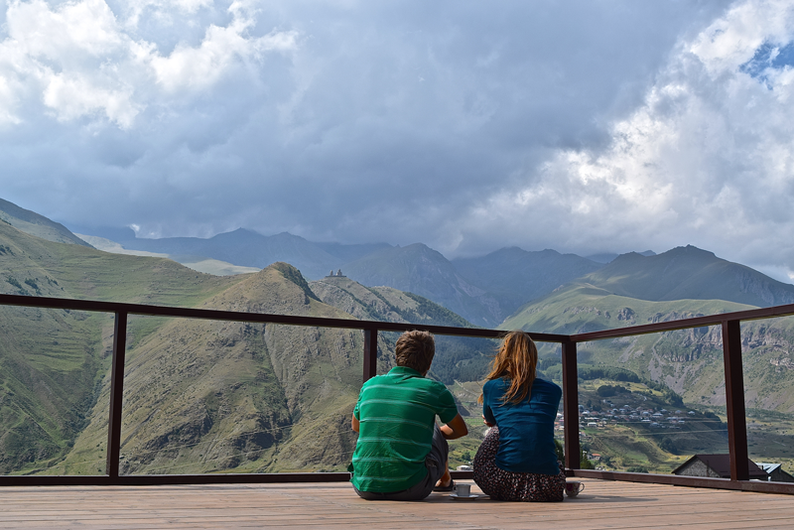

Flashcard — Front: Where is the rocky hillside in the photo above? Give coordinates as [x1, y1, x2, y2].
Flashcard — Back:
[341, 243, 503, 327]
[310, 275, 498, 385]
[452, 247, 603, 316]
[50, 263, 367, 475]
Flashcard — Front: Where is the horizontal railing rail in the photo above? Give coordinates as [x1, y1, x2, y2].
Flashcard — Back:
[2, 293, 794, 493]
[0, 293, 568, 340]
[570, 302, 794, 342]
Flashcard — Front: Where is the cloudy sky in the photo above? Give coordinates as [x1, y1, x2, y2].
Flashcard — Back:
[1, 0, 794, 281]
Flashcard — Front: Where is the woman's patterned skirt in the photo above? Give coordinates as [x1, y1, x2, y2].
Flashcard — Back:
[473, 426, 565, 502]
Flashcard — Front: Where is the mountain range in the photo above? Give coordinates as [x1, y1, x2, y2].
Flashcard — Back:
[71, 218, 794, 330]
[0, 216, 486, 475]
[79, 228, 606, 327]
[4, 197, 794, 475]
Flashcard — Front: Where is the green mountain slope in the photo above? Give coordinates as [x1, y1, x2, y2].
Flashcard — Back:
[582, 246, 794, 307]
[5, 198, 794, 476]
[496, 246, 794, 473]
[0, 304, 106, 474]
[503, 280, 794, 415]
[0, 198, 91, 247]
[0, 222, 247, 474]
[502, 282, 752, 334]
[0, 218, 489, 476]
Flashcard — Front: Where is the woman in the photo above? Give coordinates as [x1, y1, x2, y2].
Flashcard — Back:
[473, 330, 566, 501]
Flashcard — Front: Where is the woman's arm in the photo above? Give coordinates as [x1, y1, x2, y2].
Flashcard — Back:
[482, 399, 497, 427]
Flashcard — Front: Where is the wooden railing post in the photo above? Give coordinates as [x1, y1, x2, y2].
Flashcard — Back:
[561, 339, 580, 469]
[106, 311, 128, 480]
[363, 327, 378, 382]
[722, 319, 749, 481]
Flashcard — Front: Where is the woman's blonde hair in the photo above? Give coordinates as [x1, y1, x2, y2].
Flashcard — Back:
[478, 330, 538, 405]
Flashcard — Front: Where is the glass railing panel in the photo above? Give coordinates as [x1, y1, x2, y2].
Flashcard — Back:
[742, 316, 794, 483]
[375, 330, 400, 376]
[537, 341, 565, 465]
[436, 334, 501, 470]
[575, 328, 728, 474]
[0, 306, 111, 476]
[114, 318, 365, 474]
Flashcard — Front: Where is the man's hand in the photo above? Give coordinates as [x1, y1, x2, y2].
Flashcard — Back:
[440, 413, 468, 440]
[351, 415, 360, 432]
[483, 414, 495, 427]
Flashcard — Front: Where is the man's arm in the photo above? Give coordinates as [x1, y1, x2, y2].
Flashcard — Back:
[439, 413, 468, 440]
[351, 414, 360, 432]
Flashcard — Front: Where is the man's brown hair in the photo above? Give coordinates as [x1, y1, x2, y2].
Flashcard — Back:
[395, 330, 435, 374]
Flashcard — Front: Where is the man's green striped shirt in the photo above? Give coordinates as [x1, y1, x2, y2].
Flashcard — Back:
[351, 366, 459, 493]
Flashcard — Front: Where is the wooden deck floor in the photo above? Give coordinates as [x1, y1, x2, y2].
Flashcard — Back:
[3, 478, 794, 530]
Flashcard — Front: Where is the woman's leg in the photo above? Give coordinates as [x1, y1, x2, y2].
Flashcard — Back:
[472, 427, 503, 499]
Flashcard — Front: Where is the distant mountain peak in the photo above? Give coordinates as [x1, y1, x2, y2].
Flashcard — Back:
[577, 245, 794, 308]
[269, 261, 321, 302]
[668, 245, 716, 257]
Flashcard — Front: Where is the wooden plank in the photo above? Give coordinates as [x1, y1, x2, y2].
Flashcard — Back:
[2, 480, 794, 530]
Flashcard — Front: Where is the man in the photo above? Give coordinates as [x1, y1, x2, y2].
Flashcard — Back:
[349, 330, 468, 500]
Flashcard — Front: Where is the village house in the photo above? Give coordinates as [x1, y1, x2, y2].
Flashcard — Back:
[757, 463, 794, 483]
[673, 454, 768, 480]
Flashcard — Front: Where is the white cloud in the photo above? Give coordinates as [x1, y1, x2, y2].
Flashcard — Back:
[147, 17, 297, 93]
[0, 0, 141, 126]
[8, 0, 124, 60]
[42, 73, 140, 127]
[0, 0, 297, 127]
[0, 75, 22, 125]
[689, 0, 794, 72]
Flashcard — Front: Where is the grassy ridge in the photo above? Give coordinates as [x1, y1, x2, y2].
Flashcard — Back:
[0, 222, 249, 474]
[502, 282, 752, 333]
[503, 282, 794, 414]
[500, 276, 794, 475]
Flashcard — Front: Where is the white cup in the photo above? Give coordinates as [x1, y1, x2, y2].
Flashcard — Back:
[455, 483, 471, 497]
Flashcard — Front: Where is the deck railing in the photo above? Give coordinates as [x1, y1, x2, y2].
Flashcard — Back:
[1, 293, 794, 494]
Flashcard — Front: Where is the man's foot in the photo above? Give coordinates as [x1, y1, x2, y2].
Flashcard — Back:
[433, 479, 455, 492]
